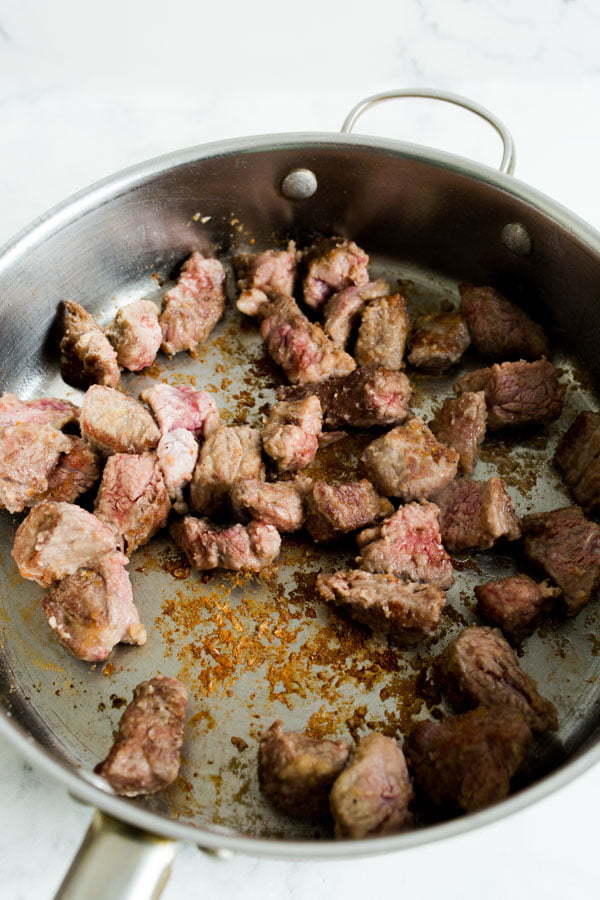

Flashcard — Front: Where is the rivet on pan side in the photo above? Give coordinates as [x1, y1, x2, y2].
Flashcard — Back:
[280, 168, 318, 200]
[501, 222, 533, 256]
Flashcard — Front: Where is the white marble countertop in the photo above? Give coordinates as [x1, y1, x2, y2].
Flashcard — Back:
[1, 0, 600, 897]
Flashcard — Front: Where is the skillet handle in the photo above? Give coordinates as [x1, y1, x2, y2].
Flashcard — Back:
[54, 810, 178, 900]
[340, 88, 516, 175]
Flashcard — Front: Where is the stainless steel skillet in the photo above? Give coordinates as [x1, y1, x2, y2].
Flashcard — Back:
[1, 90, 600, 898]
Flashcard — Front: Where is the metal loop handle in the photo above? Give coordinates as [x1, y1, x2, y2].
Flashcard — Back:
[341, 88, 516, 175]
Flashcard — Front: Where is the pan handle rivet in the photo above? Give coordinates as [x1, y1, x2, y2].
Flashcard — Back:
[501, 222, 533, 256]
[280, 168, 318, 200]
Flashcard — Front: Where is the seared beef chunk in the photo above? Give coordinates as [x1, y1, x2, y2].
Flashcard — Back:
[159, 251, 226, 356]
[156, 429, 199, 514]
[0, 423, 72, 513]
[429, 391, 487, 475]
[262, 396, 322, 472]
[278, 367, 412, 429]
[259, 293, 356, 384]
[436, 625, 558, 732]
[94, 452, 171, 554]
[554, 411, 600, 512]
[405, 706, 533, 814]
[0, 392, 79, 430]
[234, 242, 298, 316]
[230, 478, 306, 532]
[258, 719, 350, 818]
[434, 477, 521, 553]
[323, 280, 389, 347]
[189, 425, 264, 514]
[12, 500, 118, 587]
[475, 575, 561, 642]
[454, 359, 565, 430]
[44, 435, 102, 504]
[304, 479, 393, 542]
[459, 283, 550, 361]
[354, 293, 411, 370]
[171, 516, 281, 572]
[60, 300, 121, 389]
[357, 501, 454, 589]
[95, 676, 188, 797]
[105, 299, 161, 372]
[80, 385, 160, 455]
[140, 383, 220, 437]
[407, 310, 471, 371]
[330, 733, 413, 839]
[316, 570, 445, 642]
[43, 551, 146, 662]
[302, 236, 369, 310]
[361, 417, 459, 501]
[521, 505, 600, 615]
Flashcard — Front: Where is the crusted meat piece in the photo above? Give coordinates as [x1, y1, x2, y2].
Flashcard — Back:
[278, 367, 412, 429]
[262, 396, 322, 472]
[361, 417, 459, 501]
[0, 423, 72, 513]
[554, 411, 600, 513]
[429, 391, 487, 475]
[0, 392, 79, 431]
[407, 310, 471, 371]
[357, 501, 454, 589]
[258, 719, 350, 818]
[330, 733, 413, 839]
[189, 425, 264, 514]
[156, 429, 199, 514]
[454, 359, 565, 430]
[43, 551, 146, 662]
[304, 479, 393, 542]
[95, 676, 188, 797]
[80, 385, 160, 455]
[94, 452, 171, 554]
[459, 283, 550, 361]
[159, 251, 226, 356]
[60, 300, 120, 389]
[105, 299, 161, 372]
[436, 625, 558, 732]
[140, 383, 220, 437]
[405, 706, 533, 814]
[230, 478, 306, 532]
[316, 570, 445, 642]
[521, 505, 600, 615]
[234, 242, 298, 316]
[302, 236, 370, 309]
[434, 477, 521, 553]
[323, 280, 389, 347]
[12, 500, 118, 587]
[44, 435, 102, 504]
[172, 516, 281, 572]
[475, 575, 561, 642]
[259, 293, 356, 384]
[354, 293, 410, 370]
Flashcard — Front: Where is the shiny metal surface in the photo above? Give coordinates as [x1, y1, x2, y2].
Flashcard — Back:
[1, 133, 600, 862]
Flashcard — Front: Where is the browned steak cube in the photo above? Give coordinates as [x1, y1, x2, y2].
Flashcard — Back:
[475, 575, 561, 642]
[140, 383, 220, 437]
[330, 732, 413, 839]
[436, 625, 558, 732]
[454, 359, 565, 430]
[258, 719, 350, 818]
[304, 479, 393, 542]
[554, 411, 600, 512]
[521, 505, 600, 615]
[262, 396, 322, 472]
[316, 570, 445, 642]
[80, 385, 160, 455]
[156, 429, 199, 514]
[357, 501, 454, 589]
[361, 416, 459, 501]
[459, 283, 550, 360]
[0, 423, 73, 513]
[105, 299, 161, 372]
[159, 251, 226, 356]
[354, 293, 411, 370]
[43, 551, 146, 662]
[323, 280, 389, 347]
[171, 516, 281, 572]
[434, 476, 521, 553]
[407, 310, 470, 372]
[230, 478, 306, 532]
[429, 391, 487, 475]
[95, 676, 188, 796]
[302, 236, 370, 309]
[189, 425, 265, 514]
[60, 300, 120, 389]
[44, 435, 102, 504]
[405, 706, 533, 814]
[0, 392, 79, 430]
[234, 242, 299, 316]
